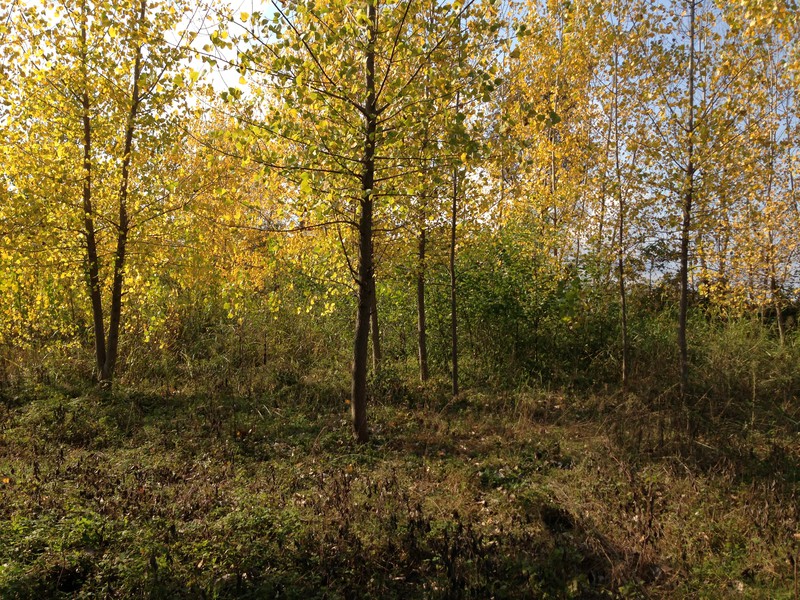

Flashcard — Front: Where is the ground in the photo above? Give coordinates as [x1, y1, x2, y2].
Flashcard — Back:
[0, 381, 798, 598]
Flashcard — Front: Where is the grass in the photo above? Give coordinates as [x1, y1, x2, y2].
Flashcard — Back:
[0, 379, 798, 599]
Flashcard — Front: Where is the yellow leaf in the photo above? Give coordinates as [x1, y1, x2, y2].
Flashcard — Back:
[300, 173, 312, 194]
[240, 12, 250, 22]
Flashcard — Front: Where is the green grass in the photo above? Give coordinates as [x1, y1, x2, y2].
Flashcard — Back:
[0, 381, 798, 598]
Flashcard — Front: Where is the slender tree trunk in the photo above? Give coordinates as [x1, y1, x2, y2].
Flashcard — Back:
[450, 176, 458, 398]
[787, 113, 798, 215]
[678, 166, 693, 401]
[79, 5, 107, 381]
[370, 290, 381, 370]
[765, 143, 784, 347]
[618, 229, 628, 390]
[450, 93, 460, 398]
[598, 103, 614, 251]
[417, 226, 429, 382]
[550, 145, 559, 264]
[416, 19, 432, 385]
[678, 0, 696, 403]
[101, 0, 146, 386]
[352, 172, 374, 444]
[351, 0, 378, 443]
[613, 44, 628, 392]
[772, 274, 785, 346]
[718, 201, 730, 294]
[768, 229, 784, 346]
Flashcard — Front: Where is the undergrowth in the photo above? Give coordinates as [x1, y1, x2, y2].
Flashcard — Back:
[0, 377, 798, 599]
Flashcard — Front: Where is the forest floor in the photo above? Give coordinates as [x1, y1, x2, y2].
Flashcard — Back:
[0, 380, 798, 598]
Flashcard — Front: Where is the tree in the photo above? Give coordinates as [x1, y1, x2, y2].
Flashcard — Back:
[597, 0, 652, 390]
[637, 0, 754, 401]
[224, 0, 497, 441]
[2, 0, 203, 386]
[678, 0, 697, 402]
[704, 27, 800, 337]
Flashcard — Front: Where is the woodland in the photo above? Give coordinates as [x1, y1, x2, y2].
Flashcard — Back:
[0, 0, 799, 597]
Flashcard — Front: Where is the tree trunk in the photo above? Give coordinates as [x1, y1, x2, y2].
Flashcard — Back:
[618, 237, 628, 391]
[417, 226, 429, 382]
[101, 0, 146, 386]
[80, 6, 107, 381]
[597, 101, 614, 252]
[450, 158, 459, 398]
[678, 160, 693, 402]
[678, 0, 696, 403]
[549, 145, 559, 264]
[351, 0, 378, 443]
[772, 275, 785, 347]
[370, 289, 381, 370]
[352, 226, 373, 443]
[613, 44, 628, 392]
[769, 230, 784, 346]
